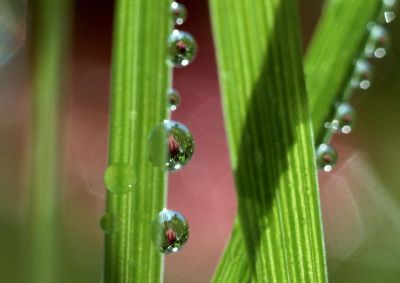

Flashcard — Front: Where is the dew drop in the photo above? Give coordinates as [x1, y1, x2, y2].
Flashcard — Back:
[152, 209, 189, 254]
[380, 0, 397, 24]
[365, 24, 390, 59]
[168, 29, 197, 67]
[350, 59, 374, 90]
[330, 103, 356, 134]
[100, 213, 116, 234]
[316, 144, 337, 173]
[171, 1, 187, 26]
[384, 11, 396, 23]
[104, 164, 137, 194]
[168, 88, 181, 111]
[148, 120, 194, 171]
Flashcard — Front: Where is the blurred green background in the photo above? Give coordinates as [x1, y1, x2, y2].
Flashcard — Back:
[1, 0, 400, 282]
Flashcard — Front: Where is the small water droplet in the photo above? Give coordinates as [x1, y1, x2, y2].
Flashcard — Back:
[152, 209, 189, 254]
[148, 120, 194, 171]
[168, 88, 181, 111]
[168, 29, 197, 67]
[104, 164, 137, 194]
[171, 1, 187, 26]
[350, 59, 374, 90]
[100, 213, 116, 234]
[330, 103, 356, 134]
[384, 11, 396, 23]
[380, 0, 397, 24]
[365, 24, 390, 59]
[316, 144, 337, 173]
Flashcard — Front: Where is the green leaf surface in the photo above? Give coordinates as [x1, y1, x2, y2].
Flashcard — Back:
[211, 0, 382, 282]
[103, 0, 172, 282]
[209, 0, 326, 282]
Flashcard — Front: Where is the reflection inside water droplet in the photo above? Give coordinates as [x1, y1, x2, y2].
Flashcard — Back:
[168, 88, 181, 111]
[104, 164, 137, 194]
[148, 120, 194, 172]
[316, 144, 337, 173]
[171, 1, 187, 26]
[152, 209, 189, 254]
[168, 29, 197, 67]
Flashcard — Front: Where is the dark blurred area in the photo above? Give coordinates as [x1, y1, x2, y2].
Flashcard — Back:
[1, 0, 400, 282]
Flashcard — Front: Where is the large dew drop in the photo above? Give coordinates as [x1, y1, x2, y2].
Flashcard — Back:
[168, 29, 197, 67]
[171, 1, 187, 26]
[350, 59, 374, 90]
[365, 24, 390, 59]
[326, 103, 356, 134]
[168, 88, 181, 111]
[316, 144, 337, 173]
[104, 164, 137, 194]
[148, 120, 194, 171]
[152, 209, 189, 254]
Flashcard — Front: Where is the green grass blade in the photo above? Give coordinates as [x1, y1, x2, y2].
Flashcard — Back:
[306, 0, 381, 142]
[211, 219, 250, 283]
[28, 0, 71, 282]
[209, 0, 326, 281]
[103, 0, 171, 282]
[211, 0, 383, 282]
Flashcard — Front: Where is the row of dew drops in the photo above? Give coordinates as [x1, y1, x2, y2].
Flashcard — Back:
[102, 1, 195, 254]
[316, 0, 397, 173]
[100, 0, 398, 254]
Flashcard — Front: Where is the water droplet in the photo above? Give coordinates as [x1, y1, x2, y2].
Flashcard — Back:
[171, 1, 187, 26]
[330, 103, 356, 134]
[152, 209, 189, 254]
[104, 164, 137, 194]
[380, 0, 397, 24]
[148, 120, 194, 171]
[350, 59, 374, 90]
[168, 29, 197, 67]
[168, 88, 180, 111]
[384, 11, 396, 23]
[365, 24, 390, 59]
[100, 213, 116, 234]
[0, 1, 26, 66]
[316, 144, 337, 172]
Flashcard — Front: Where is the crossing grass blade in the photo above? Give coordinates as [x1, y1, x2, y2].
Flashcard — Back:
[306, 0, 382, 143]
[210, 0, 382, 282]
[209, 0, 327, 281]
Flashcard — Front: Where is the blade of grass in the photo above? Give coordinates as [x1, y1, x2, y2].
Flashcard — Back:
[209, 0, 326, 281]
[211, 0, 382, 282]
[28, 0, 71, 282]
[103, 0, 172, 282]
[211, 219, 250, 283]
[306, 0, 382, 143]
